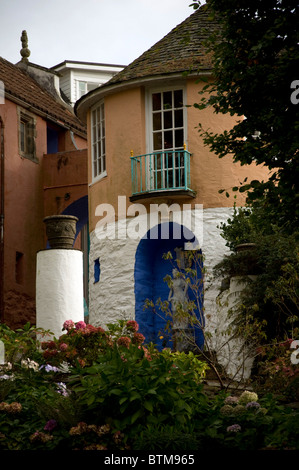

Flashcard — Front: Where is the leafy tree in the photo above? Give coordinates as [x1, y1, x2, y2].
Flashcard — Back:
[188, 1, 299, 353]
[191, 0, 299, 232]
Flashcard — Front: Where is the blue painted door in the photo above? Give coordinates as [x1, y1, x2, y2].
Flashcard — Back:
[134, 222, 204, 350]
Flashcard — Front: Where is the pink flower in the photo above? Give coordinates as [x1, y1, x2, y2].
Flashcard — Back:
[96, 326, 106, 334]
[83, 324, 97, 334]
[227, 424, 241, 433]
[59, 343, 68, 351]
[63, 320, 75, 331]
[44, 419, 57, 432]
[42, 340, 56, 350]
[75, 321, 87, 330]
[142, 346, 152, 361]
[126, 320, 139, 332]
[30, 431, 53, 443]
[132, 332, 145, 345]
[117, 336, 131, 348]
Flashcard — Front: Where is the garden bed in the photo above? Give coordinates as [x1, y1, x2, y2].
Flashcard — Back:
[0, 320, 298, 451]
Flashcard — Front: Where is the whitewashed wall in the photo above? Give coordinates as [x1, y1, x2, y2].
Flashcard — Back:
[36, 249, 84, 339]
[88, 205, 255, 377]
[88, 207, 233, 329]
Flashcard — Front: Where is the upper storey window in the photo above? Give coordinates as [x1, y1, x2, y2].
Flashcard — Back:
[91, 101, 106, 182]
[143, 87, 188, 191]
[18, 109, 37, 162]
[150, 88, 185, 153]
[78, 81, 99, 99]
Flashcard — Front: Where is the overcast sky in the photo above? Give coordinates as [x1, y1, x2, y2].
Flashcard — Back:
[0, 0, 195, 69]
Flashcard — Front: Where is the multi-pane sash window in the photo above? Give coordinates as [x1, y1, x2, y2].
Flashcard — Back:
[150, 89, 186, 189]
[19, 111, 36, 161]
[91, 102, 106, 181]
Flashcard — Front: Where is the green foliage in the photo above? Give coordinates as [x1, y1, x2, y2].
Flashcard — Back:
[69, 345, 207, 438]
[0, 322, 49, 363]
[189, 1, 299, 417]
[0, 319, 298, 450]
[253, 337, 299, 402]
[213, 205, 299, 397]
[40, 318, 148, 368]
[193, 391, 299, 451]
[0, 320, 208, 450]
[193, 0, 299, 231]
[214, 204, 299, 342]
[133, 424, 199, 451]
[217, 204, 255, 251]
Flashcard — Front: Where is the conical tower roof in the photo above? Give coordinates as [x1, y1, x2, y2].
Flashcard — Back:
[75, 4, 218, 120]
[107, 5, 217, 86]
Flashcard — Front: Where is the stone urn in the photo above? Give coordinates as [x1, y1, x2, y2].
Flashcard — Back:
[44, 215, 78, 249]
[235, 243, 257, 253]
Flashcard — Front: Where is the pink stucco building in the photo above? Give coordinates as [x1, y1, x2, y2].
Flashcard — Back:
[0, 42, 88, 328]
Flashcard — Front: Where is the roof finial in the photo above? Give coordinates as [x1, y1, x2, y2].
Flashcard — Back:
[20, 30, 30, 63]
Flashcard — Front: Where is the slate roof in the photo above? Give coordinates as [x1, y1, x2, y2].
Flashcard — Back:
[0, 57, 86, 137]
[107, 5, 217, 87]
[75, 4, 219, 121]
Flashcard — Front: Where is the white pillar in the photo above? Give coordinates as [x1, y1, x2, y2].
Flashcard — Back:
[36, 249, 84, 339]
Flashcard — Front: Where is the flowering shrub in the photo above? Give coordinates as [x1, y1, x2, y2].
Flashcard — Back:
[0, 402, 22, 413]
[254, 337, 299, 401]
[194, 389, 299, 451]
[0, 319, 298, 450]
[219, 391, 267, 418]
[0, 322, 48, 363]
[40, 319, 151, 368]
[227, 424, 242, 433]
[238, 390, 259, 405]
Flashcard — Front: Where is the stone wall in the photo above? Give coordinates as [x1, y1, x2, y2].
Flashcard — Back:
[4, 290, 36, 329]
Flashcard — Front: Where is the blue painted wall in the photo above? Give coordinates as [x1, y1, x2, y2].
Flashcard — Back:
[61, 195, 89, 241]
[47, 126, 59, 154]
[134, 222, 204, 350]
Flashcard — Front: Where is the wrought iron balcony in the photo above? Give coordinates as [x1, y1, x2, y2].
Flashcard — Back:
[130, 148, 195, 201]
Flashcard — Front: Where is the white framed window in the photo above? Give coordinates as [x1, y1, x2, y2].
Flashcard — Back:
[146, 86, 187, 189]
[78, 81, 99, 99]
[91, 101, 106, 182]
[78, 81, 86, 99]
[150, 88, 185, 152]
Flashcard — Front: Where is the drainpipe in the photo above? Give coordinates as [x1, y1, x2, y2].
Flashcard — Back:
[0, 117, 4, 323]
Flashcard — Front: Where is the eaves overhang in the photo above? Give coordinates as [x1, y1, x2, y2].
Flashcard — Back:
[5, 91, 87, 139]
[75, 70, 212, 124]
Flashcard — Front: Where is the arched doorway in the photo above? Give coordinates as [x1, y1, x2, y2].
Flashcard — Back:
[134, 222, 204, 350]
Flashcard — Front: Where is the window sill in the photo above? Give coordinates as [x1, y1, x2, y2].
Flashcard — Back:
[130, 188, 196, 203]
[20, 153, 39, 164]
[89, 171, 107, 186]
